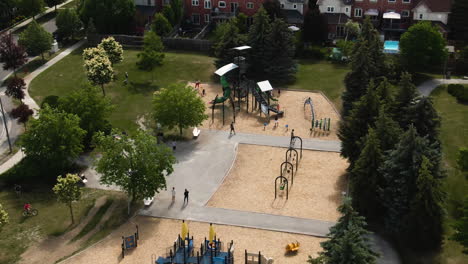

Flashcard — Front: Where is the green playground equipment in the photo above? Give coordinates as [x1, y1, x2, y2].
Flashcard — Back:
[211, 76, 232, 104]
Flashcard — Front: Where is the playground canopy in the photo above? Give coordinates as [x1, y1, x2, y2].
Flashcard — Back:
[215, 63, 239, 76]
[232, 46, 251, 51]
[257, 80, 274, 92]
[288, 25, 300, 31]
[383, 12, 401, 19]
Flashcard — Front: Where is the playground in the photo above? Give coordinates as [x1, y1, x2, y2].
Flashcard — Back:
[61, 217, 325, 264]
[207, 144, 348, 222]
[195, 82, 340, 140]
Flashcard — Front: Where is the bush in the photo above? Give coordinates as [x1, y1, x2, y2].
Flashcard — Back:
[447, 84, 468, 102]
[41, 95, 60, 108]
[301, 45, 330, 60]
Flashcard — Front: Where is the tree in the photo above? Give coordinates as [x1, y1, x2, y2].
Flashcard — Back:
[302, 5, 327, 44]
[344, 21, 361, 41]
[0, 33, 27, 77]
[380, 126, 443, 235]
[451, 196, 468, 254]
[404, 156, 446, 249]
[0, 0, 16, 29]
[152, 13, 172, 37]
[58, 85, 113, 146]
[152, 83, 208, 135]
[448, 0, 468, 42]
[45, 0, 64, 11]
[455, 46, 468, 75]
[236, 13, 249, 34]
[162, 4, 175, 26]
[393, 72, 418, 127]
[11, 104, 34, 128]
[94, 129, 176, 213]
[20, 106, 86, 171]
[56, 8, 83, 41]
[262, 0, 284, 21]
[82, 46, 106, 61]
[339, 82, 380, 164]
[18, 20, 53, 60]
[375, 77, 394, 110]
[18, 0, 45, 19]
[458, 148, 468, 173]
[6, 77, 26, 102]
[84, 52, 114, 96]
[137, 31, 165, 82]
[264, 18, 296, 84]
[247, 7, 271, 80]
[400, 21, 448, 72]
[404, 96, 441, 145]
[308, 198, 378, 264]
[214, 20, 243, 69]
[79, 0, 135, 34]
[361, 17, 385, 78]
[350, 128, 384, 220]
[374, 106, 401, 153]
[52, 174, 82, 224]
[98, 37, 124, 65]
[0, 203, 8, 231]
[170, 0, 183, 24]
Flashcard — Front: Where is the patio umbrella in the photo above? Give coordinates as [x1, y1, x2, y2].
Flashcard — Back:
[181, 220, 189, 239]
[209, 223, 216, 243]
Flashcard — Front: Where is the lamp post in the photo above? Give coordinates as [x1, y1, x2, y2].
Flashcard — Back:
[0, 97, 12, 153]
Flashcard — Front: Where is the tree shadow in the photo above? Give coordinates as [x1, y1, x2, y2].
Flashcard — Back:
[127, 81, 160, 94]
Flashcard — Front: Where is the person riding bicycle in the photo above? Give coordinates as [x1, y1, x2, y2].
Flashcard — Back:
[23, 203, 32, 212]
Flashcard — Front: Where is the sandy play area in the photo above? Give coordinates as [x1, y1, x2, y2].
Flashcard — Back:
[192, 82, 340, 140]
[207, 144, 348, 222]
[61, 216, 325, 264]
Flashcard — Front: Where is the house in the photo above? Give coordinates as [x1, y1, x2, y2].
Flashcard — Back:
[279, 0, 309, 24]
[412, 0, 452, 37]
[316, 0, 352, 39]
[134, 0, 161, 31]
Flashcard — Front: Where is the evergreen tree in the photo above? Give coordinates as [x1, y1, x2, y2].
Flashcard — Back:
[374, 106, 401, 153]
[375, 77, 393, 109]
[404, 156, 446, 249]
[404, 96, 441, 145]
[262, 0, 284, 21]
[302, 4, 327, 44]
[380, 126, 443, 234]
[308, 198, 378, 264]
[360, 17, 385, 78]
[247, 7, 271, 80]
[393, 72, 418, 127]
[162, 4, 175, 25]
[449, 0, 468, 42]
[152, 13, 172, 37]
[264, 18, 296, 85]
[350, 128, 384, 220]
[339, 81, 380, 164]
[451, 196, 468, 254]
[214, 20, 242, 69]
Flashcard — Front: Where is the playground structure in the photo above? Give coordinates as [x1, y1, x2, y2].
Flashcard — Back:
[121, 225, 139, 258]
[275, 130, 303, 200]
[155, 223, 234, 264]
[285, 241, 300, 254]
[304, 97, 331, 132]
[244, 250, 274, 264]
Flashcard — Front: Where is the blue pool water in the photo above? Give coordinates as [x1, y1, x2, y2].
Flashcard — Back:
[384, 41, 399, 54]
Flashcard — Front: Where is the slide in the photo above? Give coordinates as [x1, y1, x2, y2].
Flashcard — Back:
[210, 76, 232, 104]
[252, 87, 283, 116]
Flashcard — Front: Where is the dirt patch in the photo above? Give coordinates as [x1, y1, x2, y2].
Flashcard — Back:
[60, 216, 325, 264]
[193, 82, 340, 140]
[207, 144, 348, 222]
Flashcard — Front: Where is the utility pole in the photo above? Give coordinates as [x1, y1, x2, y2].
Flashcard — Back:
[0, 97, 12, 153]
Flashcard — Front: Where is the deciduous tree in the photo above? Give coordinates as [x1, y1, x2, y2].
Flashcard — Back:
[11, 104, 34, 128]
[83, 52, 114, 96]
[53, 173, 82, 224]
[18, 20, 53, 60]
[6, 77, 26, 102]
[451, 196, 468, 254]
[97, 36, 123, 65]
[151, 13, 172, 37]
[56, 8, 83, 41]
[18, 0, 45, 20]
[162, 4, 175, 26]
[0, 203, 8, 230]
[45, 0, 64, 11]
[137, 31, 164, 82]
[79, 0, 135, 34]
[0, 33, 27, 77]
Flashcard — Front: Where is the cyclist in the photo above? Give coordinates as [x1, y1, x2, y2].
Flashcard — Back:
[23, 203, 32, 213]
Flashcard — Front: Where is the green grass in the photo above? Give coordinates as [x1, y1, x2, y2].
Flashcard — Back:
[430, 85, 468, 264]
[71, 198, 113, 242]
[288, 59, 349, 110]
[0, 188, 109, 264]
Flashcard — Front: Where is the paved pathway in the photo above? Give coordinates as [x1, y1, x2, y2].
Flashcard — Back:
[417, 78, 468, 96]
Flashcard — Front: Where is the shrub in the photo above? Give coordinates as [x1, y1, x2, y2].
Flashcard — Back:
[301, 45, 330, 60]
[41, 95, 60, 108]
[447, 84, 468, 102]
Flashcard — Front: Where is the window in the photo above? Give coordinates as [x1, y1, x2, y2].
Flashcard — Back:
[204, 0, 211, 9]
[247, 2, 254, 9]
[293, 4, 297, 9]
[337, 26, 345, 37]
[281, 3, 284, 8]
[327, 6, 335, 13]
[388, 0, 396, 2]
[192, 14, 200, 24]
[354, 8, 362, 17]
[370, 0, 377, 2]
[192, 0, 199, 6]
[401, 10, 410, 17]
[218, 1, 226, 8]
[403, 0, 411, 3]
[147, 0, 152, 5]
[419, 13, 423, 19]
[345, 7, 349, 13]
[204, 14, 210, 23]
[387, 9, 395, 13]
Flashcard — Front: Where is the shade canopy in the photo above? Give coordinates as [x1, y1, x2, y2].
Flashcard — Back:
[257, 80, 274, 92]
[383, 12, 401, 19]
[233, 46, 251, 51]
[215, 63, 238, 76]
[288, 25, 300, 31]
[365, 9, 379, 16]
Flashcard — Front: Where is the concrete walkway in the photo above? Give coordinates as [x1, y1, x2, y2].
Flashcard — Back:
[417, 78, 468, 96]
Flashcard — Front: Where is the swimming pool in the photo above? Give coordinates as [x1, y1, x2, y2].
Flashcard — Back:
[384, 41, 399, 54]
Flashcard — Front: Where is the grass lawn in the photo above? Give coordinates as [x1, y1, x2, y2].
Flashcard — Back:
[431, 85, 468, 264]
[0, 188, 112, 264]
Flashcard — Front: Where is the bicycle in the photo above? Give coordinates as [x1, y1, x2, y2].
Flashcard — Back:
[22, 208, 38, 217]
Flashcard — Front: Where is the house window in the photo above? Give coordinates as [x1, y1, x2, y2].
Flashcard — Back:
[192, 14, 200, 24]
[403, 0, 410, 3]
[388, 0, 396, 2]
[281, 3, 284, 8]
[327, 6, 335, 13]
[219, 1, 226, 8]
[293, 4, 297, 9]
[419, 13, 423, 19]
[147, 0, 151, 5]
[354, 8, 362, 17]
[337, 26, 345, 37]
[247, 2, 254, 9]
[370, 0, 377, 2]
[192, 0, 199, 6]
[401, 10, 410, 17]
[204, 14, 210, 23]
[345, 7, 349, 13]
[204, 0, 211, 9]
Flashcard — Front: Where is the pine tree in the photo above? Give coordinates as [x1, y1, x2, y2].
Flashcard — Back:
[339, 81, 380, 164]
[350, 128, 384, 220]
[361, 17, 385, 78]
[393, 72, 418, 127]
[214, 20, 242, 69]
[374, 106, 401, 153]
[449, 0, 468, 42]
[380, 126, 442, 234]
[404, 156, 446, 250]
[404, 96, 441, 145]
[247, 7, 271, 80]
[308, 198, 378, 264]
[264, 18, 296, 85]
[302, 4, 327, 44]
[375, 77, 393, 109]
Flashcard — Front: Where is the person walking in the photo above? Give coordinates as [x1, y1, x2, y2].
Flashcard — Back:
[184, 189, 189, 204]
[274, 115, 279, 128]
[172, 141, 176, 151]
[172, 187, 176, 202]
[230, 122, 235, 135]
[124, 72, 129, 85]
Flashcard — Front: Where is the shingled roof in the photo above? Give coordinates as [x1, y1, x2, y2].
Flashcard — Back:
[416, 0, 452, 12]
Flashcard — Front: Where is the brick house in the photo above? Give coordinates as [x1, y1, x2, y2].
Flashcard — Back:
[317, 0, 353, 38]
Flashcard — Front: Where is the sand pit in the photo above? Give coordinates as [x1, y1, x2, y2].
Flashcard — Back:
[207, 144, 348, 222]
[192, 82, 340, 140]
[61, 217, 325, 264]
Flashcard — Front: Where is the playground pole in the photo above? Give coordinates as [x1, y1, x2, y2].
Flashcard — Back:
[222, 101, 225, 126]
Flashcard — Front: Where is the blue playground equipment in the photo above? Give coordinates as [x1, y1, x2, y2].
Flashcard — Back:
[155, 234, 234, 264]
[121, 225, 139, 258]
